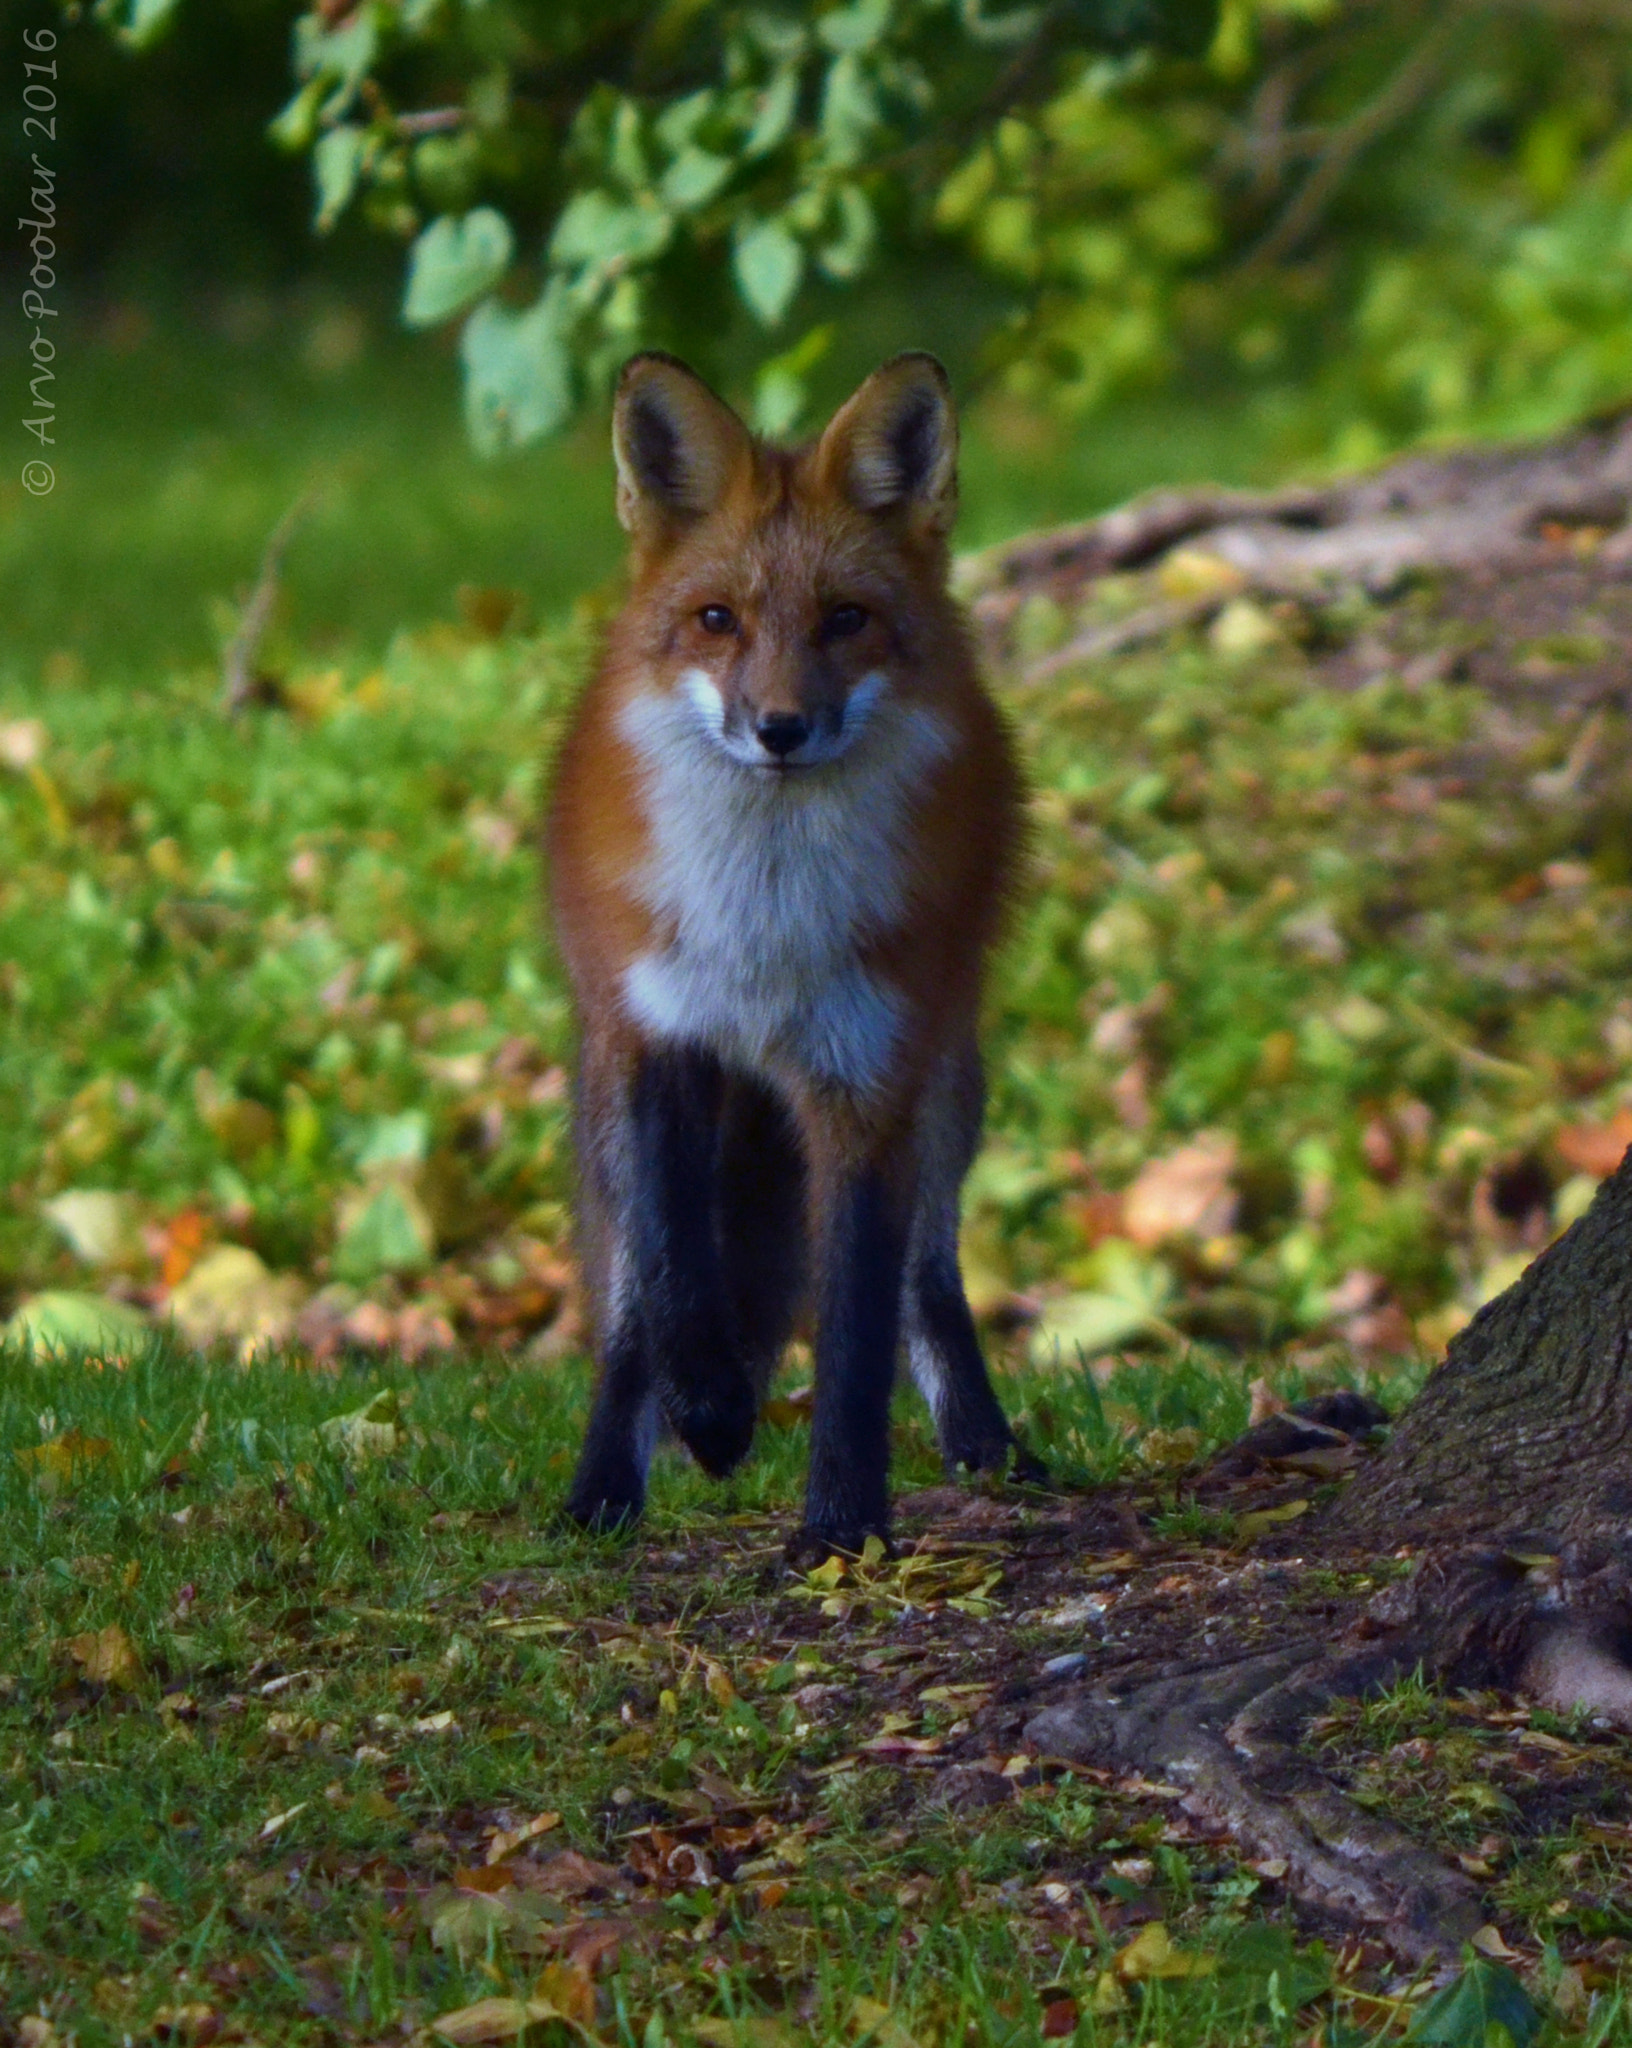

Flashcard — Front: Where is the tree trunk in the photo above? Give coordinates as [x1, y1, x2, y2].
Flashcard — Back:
[973, 422, 1632, 1962]
[1325, 1149, 1632, 1555]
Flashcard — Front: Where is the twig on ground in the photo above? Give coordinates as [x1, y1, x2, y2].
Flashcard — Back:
[220, 491, 315, 716]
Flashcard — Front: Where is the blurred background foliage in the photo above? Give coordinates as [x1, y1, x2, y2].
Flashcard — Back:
[50, 0, 1632, 462]
[5, 0, 1632, 1379]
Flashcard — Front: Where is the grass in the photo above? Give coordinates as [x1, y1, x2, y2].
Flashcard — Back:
[7, 293, 1632, 2038]
[0, 1339, 1337, 2047]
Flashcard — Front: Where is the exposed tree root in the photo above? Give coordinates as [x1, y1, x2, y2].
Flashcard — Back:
[1025, 1539, 1632, 1962]
[961, 410, 1632, 628]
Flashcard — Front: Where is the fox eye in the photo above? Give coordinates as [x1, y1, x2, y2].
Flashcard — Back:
[825, 603, 869, 639]
[699, 604, 737, 636]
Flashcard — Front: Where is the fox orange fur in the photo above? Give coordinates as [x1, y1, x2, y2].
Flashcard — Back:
[548, 350, 1041, 1558]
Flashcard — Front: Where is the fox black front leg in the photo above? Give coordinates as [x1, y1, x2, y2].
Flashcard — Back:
[628, 1045, 758, 1478]
[790, 1162, 909, 1564]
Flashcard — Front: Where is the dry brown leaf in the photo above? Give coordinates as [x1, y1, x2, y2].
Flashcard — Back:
[432, 1996, 561, 2044]
[149, 2003, 220, 2042]
[63, 1622, 143, 1691]
[1556, 1109, 1632, 1179]
[1040, 1995, 1080, 2040]
[532, 1960, 596, 2028]
[519, 1850, 623, 1898]
[1123, 1132, 1238, 1248]
[1247, 1376, 1287, 1427]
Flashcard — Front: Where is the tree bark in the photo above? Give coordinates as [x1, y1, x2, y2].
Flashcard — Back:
[966, 422, 1632, 1962]
[1325, 1150, 1632, 1555]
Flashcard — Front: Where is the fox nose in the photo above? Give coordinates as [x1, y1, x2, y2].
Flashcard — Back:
[756, 713, 810, 759]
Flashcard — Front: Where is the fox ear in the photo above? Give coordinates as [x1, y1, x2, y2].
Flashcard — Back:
[816, 353, 958, 535]
[613, 353, 751, 537]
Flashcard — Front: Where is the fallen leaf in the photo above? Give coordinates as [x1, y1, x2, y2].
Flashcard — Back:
[430, 1890, 514, 1960]
[849, 1994, 923, 2048]
[532, 1960, 596, 2028]
[63, 1623, 143, 1691]
[522, 1850, 623, 1898]
[4, 1292, 150, 1363]
[1235, 1499, 1311, 1542]
[1470, 1924, 1521, 1960]
[149, 2002, 220, 2042]
[1113, 1921, 1216, 1981]
[41, 1190, 145, 1269]
[1247, 1376, 1287, 1427]
[432, 1996, 562, 2044]
[693, 2019, 802, 2048]
[487, 1811, 562, 1863]
[1407, 1958, 1542, 2046]
[257, 1801, 308, 1842]
[1555, 1110, 1632, 1179]
[1123, 1132, 1238, 1247]
[18, 1428, 113, 1494]
[1040, 1995, 1080, 2039]
[318, 1387, 403, 1462]
[167, 1245, 306, 1359]
[1091, 1972, 1128, 2015]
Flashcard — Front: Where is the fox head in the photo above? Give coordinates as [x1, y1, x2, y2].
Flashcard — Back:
[607, 350, 963, 774]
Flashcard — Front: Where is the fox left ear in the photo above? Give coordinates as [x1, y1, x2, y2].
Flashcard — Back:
[613, 352, 753, 540]
[816, 353, 958, 536]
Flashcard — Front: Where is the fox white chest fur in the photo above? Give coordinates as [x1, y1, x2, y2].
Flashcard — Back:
[617, 670, 953, 1096]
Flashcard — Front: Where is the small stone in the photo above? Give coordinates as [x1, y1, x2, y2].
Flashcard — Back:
[1042, 1652, 1090, 1678]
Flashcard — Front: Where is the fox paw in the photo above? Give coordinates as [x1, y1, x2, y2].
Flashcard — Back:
[784, 1522, 893, 1571]
[942, 1432, 1050, 1487]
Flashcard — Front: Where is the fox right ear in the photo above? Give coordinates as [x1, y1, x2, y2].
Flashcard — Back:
[612, 354, 752, 537]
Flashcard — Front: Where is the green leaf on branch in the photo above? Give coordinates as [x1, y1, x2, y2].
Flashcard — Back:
[550, 191, 674, 276]
[735, 218, 805, 327]
[460, 287, 576, 458]
[743, 68, 801, 160]
[403, 209, 514, 329]
[313, 126, 367, 234]
[93, 0, 184, 49]
[753, 323, 836, 437]
[660, 145, 734, 214]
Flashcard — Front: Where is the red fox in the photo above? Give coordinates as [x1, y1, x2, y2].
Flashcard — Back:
[547, 350, 1042, 1559]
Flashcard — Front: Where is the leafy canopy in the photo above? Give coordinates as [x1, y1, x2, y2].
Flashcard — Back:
[99, 0, 1632, 462]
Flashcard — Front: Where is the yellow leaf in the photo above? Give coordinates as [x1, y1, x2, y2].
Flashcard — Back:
[486, 1811, 561, 1864]
[432, 1997, 541, 2044]
[18, 1429, 112, 1494]
[693, 2019, 801, 2048]
[1113, 1921, 1216, 1980]
[859, 1535, 888, 1571]
[531, 1960, 596, 2028]
[849, 1994, 923, 2048]
[805, 1555, 848, 1592]
[1471, 1924, 1521, 1960]
[257, 1801, 308, 1842]
[1235, 1498, 1311, 1542]
[63, 1623, 143, 1691]
[705, 1661, 736, 1707]
[1091, 1972, 1128, 2015]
